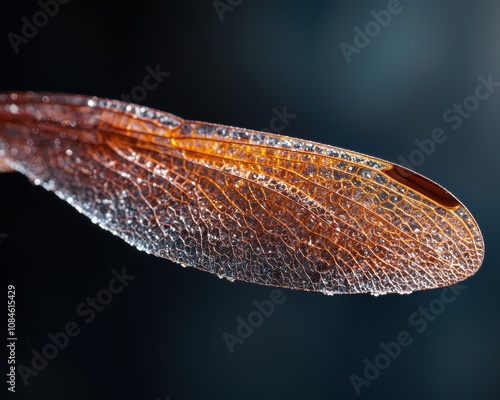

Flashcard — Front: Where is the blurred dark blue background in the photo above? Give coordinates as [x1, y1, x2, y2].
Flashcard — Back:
[0, 0, 499, 399]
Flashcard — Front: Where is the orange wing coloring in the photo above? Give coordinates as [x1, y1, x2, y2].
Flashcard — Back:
[0, 92, 484, 295]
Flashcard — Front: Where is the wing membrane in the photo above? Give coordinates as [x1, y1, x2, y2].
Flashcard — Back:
[0, 92, 484, 295]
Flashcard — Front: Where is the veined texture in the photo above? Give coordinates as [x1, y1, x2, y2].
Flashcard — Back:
[0, 92, 485, 295]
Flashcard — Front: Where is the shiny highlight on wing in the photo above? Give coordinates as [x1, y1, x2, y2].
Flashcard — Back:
[0, 92, 484, 295]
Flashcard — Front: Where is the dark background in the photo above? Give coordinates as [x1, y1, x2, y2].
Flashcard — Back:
[0, 0, 499, 399]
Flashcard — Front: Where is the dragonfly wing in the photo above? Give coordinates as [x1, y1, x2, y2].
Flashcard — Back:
[0, 92, 484, 295]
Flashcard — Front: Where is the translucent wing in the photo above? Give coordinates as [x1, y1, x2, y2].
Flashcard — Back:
[0, 92, 484, 295]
